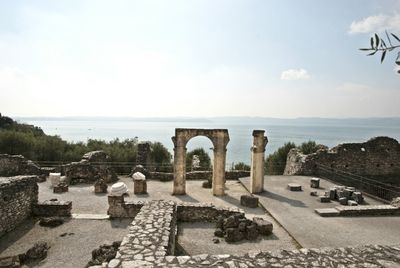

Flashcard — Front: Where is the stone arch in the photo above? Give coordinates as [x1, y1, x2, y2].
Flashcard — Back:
[171, 128, 230, 196]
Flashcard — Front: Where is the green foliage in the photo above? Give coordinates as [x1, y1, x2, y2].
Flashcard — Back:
[298, 140, 319, 155]
[265, 142, 296, 175]
[265, 140, 323, 175]
[186, 148, 211, 171]
[0, 114, 173, 173]
[360, 31, 400, 72]
[149, 142, 172, 172]
[233, 162, 250, 171]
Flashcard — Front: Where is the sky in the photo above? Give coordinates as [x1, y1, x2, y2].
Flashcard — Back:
[0, 0, 399, 118]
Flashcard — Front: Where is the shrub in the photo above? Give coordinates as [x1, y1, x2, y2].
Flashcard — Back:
[186, 148, 211, 171]
[233, 162, 250, 171]
[298, 140, 319, 155]
[265, 142, 296, 175]
[149, 142, 172, 172]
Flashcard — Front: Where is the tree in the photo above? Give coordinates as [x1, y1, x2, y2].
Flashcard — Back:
[233, 162, 250, 171]
[186, 148, 211, 171]
[149, 142, 172, 172]
[360, 31, 400, 73]
[265, 142, 296, 175]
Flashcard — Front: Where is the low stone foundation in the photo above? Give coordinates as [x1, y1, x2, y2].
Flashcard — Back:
[107, 195, 243, 221]
[112, 200, 177, 267]
[160, 244, 400, 267]
[107, 196, 145, 218]
[176, 202, 243, 222]
[315, 204, 400, 217]
[33, 200, 72, 217]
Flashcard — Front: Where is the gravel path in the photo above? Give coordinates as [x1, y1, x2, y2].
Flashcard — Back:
[0, 217, 132, 268]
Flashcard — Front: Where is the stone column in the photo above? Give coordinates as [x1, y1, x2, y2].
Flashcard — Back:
[173, 145, 187, 195]
[212, 146, 227, 196]
[250, 130, 268, 193]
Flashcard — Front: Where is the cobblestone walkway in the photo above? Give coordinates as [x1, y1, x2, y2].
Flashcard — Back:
[160, 244, 400, 267]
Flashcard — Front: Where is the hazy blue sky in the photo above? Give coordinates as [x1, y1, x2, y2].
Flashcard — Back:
[1, 0, 399, 118]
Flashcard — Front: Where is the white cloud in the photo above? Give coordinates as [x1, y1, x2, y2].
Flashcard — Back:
[349, 13, 400, 34]
[280, 69, 310, 80]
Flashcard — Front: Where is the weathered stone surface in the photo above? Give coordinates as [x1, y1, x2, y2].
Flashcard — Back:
[94, 179, 108, 193]
[225, 228, 244, 242]
[39, 217, 64, 227]
[253, 217, 273, 235]
[329, 188, 336, 200]
[110, 182, 128, 196]
[336, 204, 400, 216]
[0, 154, 45, 177]
[319, 196, 330, 203]
[214, 228, 224, 237]
[53, 182, 68, 193]
[0, 175, 38, 237]
[25, 242, 50, 260]
[113, 200, 177, 267]
[315, 208, 340, 217]
[88, 241, 121, 266]
[33, 200, 72, 217]
[352, 191, 364, 204]
[172, 128, 229, 196]
[287, 183, 302, 191]
[391, 197, 400, 207]
[250, 130, 268, 194]
[339, 197, 348, 205]
[146, 244, 400, 267]
[240, 195, 258, 208]
[310, 177, 320, 188]
[284, 137, 400, 177]
[348, 200, 358, 206]
[61, 151, 117, 184]
[133, 172, 147, 194]
[245, 224, 258, 241]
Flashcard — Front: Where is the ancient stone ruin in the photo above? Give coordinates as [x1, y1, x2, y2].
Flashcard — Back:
[0, 154, 47, 180]
[61, 150, 117, 184]
[0, 176, 38, 237]
[250, 130, 268, 193]
[284, 136, 400, 178]
[214, 214, 273, 242]
[171, 128, 230, 196]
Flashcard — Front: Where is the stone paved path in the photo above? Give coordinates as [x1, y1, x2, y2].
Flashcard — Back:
[159, 244, 400, 267]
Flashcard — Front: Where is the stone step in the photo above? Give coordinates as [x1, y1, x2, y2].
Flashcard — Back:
[71, 214, 110, 220]
[314, 208, 340, 217]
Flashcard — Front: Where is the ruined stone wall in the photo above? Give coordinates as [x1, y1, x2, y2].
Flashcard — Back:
[0, 154, 44, 177]
[284, 137, 400, 180]
[0, 176, 38, 237]
[137, 143, 151, 168]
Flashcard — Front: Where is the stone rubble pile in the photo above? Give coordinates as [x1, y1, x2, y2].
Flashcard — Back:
[214, 214, 273, 243]
[329, 185, 364, 205]
[0, 242, 50, 267]
[87, 241, 121, 267]
[39, 216, 64, 227]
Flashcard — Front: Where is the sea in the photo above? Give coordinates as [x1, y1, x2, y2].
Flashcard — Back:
[17, 117, 400, 165]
